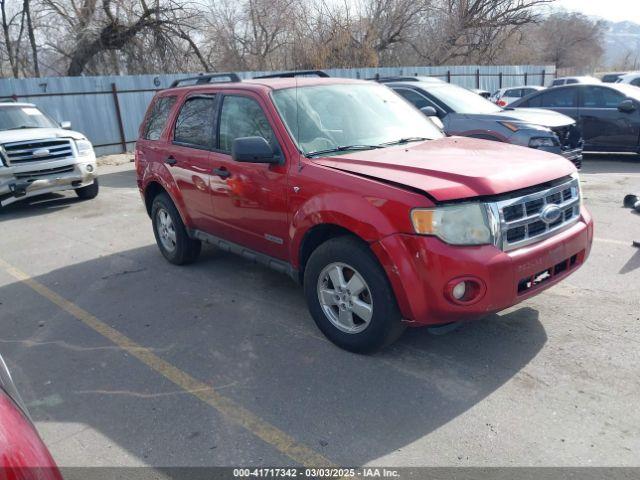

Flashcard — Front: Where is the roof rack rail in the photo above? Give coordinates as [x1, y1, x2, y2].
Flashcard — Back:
[253, 70, 330, 79]
[170, 72, 241, 88]
[368, 76, 421, 83]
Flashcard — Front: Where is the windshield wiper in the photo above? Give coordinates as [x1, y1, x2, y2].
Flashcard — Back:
[305, 144, 383, 158]
[378, 137, 431, 147]
[6, 125, 40, 130]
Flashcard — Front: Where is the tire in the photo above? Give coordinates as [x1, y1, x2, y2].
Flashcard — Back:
[303, 236, 406, 353]
[151, 192, 201, 265]
[75, 179, 99, 200]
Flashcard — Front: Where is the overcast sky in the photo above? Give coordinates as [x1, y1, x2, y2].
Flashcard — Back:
[553, 0, 640, 23]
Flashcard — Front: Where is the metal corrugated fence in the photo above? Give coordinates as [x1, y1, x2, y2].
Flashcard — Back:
[0, 65, 555, 156]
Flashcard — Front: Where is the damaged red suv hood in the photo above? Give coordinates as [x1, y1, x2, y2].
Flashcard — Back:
[312, 137, 576, 201]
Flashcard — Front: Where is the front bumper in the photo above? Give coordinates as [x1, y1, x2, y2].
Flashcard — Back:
[371, 207, 593, 326]
[535, 145, 583, 169]
[0, 159, 97, 207]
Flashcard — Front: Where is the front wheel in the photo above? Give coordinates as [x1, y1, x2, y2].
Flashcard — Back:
[303, 236, 405, 353]
[75, 179, 99, 200]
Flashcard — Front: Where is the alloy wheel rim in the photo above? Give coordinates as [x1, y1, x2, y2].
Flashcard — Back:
[317, 262, 373, 334]
[156, 208, 177, 252]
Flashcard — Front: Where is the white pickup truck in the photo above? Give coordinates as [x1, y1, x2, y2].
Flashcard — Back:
[0, 101, 98, 208]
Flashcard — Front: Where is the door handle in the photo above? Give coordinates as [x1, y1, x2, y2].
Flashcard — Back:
[165, 156, 177, 166]
[213, 167, 231, 179]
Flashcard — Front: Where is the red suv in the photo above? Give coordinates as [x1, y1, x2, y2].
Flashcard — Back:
[135, 72, 593, 353]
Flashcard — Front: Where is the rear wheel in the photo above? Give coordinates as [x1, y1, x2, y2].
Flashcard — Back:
[75, 179, 99, 200]
[151, 193, 201, 265]
[303, 236, 405, 353]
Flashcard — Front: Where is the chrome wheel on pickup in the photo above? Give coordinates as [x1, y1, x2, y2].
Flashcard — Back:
[304, 236, 405, 353]
[317, 262, 373, 334]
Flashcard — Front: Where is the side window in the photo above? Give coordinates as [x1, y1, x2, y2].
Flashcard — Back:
[551, 79, 564, 86]
[218, 96, 276, 153]
[504, 89, 522, 98]
[174, 96, 217, 148]
[631, 78, 640, 87]
[143, 96, 176, 140]
[395, 88, 432, 109]
[539, 87, 577, 108]
[566, 79, 578, 84]
[580, 86, 625, 108]
[522, 88, 536, 96]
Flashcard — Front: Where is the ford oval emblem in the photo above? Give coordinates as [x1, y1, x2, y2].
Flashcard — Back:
[33, 148, 50, 157]
[540, 204, 562, 224]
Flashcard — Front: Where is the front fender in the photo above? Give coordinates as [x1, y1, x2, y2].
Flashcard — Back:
[289, 191, 403, 268]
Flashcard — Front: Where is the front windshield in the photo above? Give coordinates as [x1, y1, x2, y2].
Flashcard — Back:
[0, 105, 58, 130]
[428, 84, 503, 114]
[272, 83, 444, 155]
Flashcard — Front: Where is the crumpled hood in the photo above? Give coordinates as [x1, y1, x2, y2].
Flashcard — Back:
[312, 137, 576, 201]
[0, 128, 86, 145]
[468, 108, 575, 128]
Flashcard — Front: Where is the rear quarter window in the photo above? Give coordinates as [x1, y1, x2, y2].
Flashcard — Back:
[142, 96, 176, 140]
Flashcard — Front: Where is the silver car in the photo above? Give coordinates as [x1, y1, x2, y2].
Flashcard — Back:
[378, 78, 584, 168]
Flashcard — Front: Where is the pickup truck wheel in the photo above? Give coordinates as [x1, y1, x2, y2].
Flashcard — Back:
[304, 236, 405, 353]
[151, 193, 201, 265]
[75, 179, 99, 200]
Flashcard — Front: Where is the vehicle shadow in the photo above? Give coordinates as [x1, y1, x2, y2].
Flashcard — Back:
[0, 245, 547, 467]
[99, 169, 137, 189]
[619, 247, 640, 274]
[0, 193, 76, 219]
[582, 155, 640, 175]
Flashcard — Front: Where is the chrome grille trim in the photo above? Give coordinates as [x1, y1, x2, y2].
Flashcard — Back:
[491, 177, 581, 251]
[1, 138, 74, 165]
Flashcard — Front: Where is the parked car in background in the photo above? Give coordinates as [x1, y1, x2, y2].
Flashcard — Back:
[616, 72, 640, 87]
[470, 88, 491, 99]
[490, 86, 545, 106]
[551, 76, 601, 87]
[378, 78, 583, 168]
[0, 101, 98, 208]
[601, 72, 627, 83]
[0, 354, 63, 479]
[136, 73, 592, 352]
[510, 83, 640, 153]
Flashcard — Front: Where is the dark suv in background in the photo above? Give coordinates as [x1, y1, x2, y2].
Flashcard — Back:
[510, 83, 640, 154]
[380, 77, 584, 168]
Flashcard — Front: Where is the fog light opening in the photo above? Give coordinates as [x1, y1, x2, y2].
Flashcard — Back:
[445, 277, 485, 305]
[86, 164, 94, 173]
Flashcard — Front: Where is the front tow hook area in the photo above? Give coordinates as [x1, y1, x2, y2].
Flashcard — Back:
[9, 181, 32, 198]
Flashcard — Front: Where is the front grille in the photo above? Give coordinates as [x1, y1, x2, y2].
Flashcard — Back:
[1, 138, 74, 165]
[491, 176, 581, 251]
[14, 165, 75, 179]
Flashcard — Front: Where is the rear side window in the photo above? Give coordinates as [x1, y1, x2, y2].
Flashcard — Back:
[551, 79, 564, 86]
[566, 79, 578, 84]
[174, 96, 217, 148]
[218, 96, 276, 153]
[580, 86, 625, 108]
[504, 88, 522, 98]
[143, 96, 176, 140]
[631, 78, 640, 87]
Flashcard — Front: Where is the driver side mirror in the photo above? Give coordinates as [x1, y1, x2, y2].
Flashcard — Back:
[232, 136, 279, 163]
[420, 106, 438, 117]
[60, 121, 72, 129]
[618, 99, 636, 113]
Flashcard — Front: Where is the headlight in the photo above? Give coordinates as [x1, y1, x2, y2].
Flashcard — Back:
[529, 136, 558, 148]
[411, 203, 493, 245]
[75, 139, 94, 156]
[500, 121, 549, 132]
